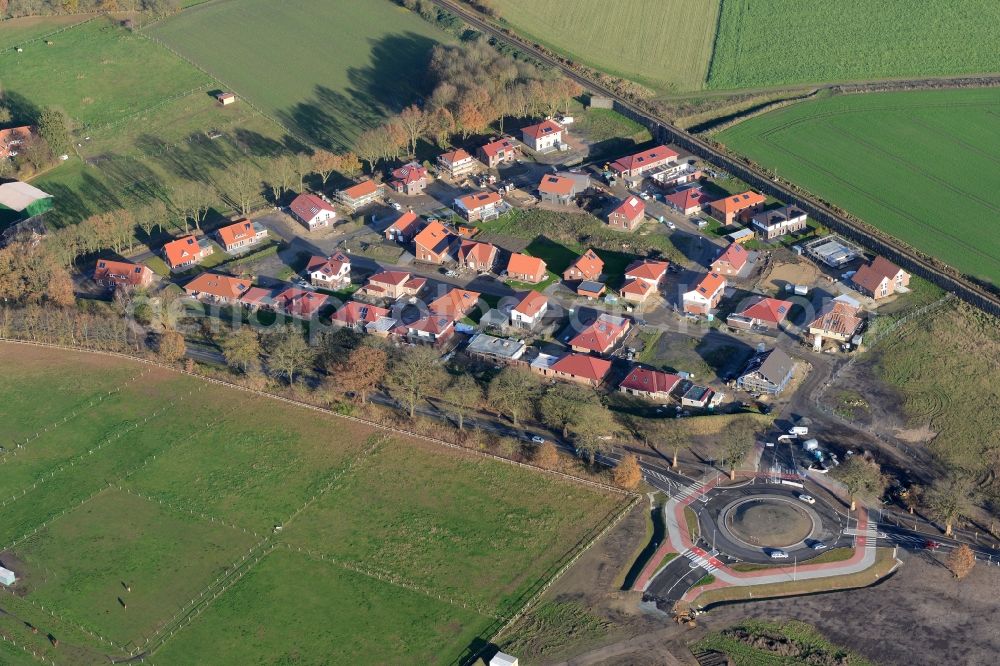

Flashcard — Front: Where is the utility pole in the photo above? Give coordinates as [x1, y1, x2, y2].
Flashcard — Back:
[793, 556, 797, 581]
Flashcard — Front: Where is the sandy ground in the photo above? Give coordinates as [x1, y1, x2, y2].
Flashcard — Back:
[761, 260, 822, 293]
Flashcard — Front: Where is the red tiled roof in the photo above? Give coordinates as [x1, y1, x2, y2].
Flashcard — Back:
[619, 367, 681, 395]
[522, 119, 563, 140]
[691, 272, 726, 300]
[184, 272, 251, 300]
[275, 287, 329, 318]
[439, 148, 472, 164]
[570, 314, 630, 353]
[290, 193, 335, 221]
[307, 251, 350, 278]
[217, 219, 258, 248]
[611, 145, 678, 173]
[620, 279, 653, 297]
[456, 191, 502, 210]
[339, 180, 379, 200]
[239, 286, 274, 307]
[624, 259, 669, 282]
[739, 296, 792, 325]
[457, 239, 496, 266]
[386, 211, 421, 235]
[566, 249, 603, 280]
[712, 242, 749, 272]
[709, 191, 766, 215]
[413, 219, 455, 257]
[507, 252, 546, 278]
[332, 301, 389, 325]
[390, 162, 427, 185]
[853, 256, 905, 293]
[610, 196, 644, 221]
[404, 314, 455, 336]
[429, 288, 480, 318]
[551, 353, 612, 382]
[162, 235, 204, 268]
[666, 187, 714, 211]
[368, 270, 410, 287]
[93, 260, 151, 287]
[479, 138, 516, 159]
[513, 290, 547, 318]
[538, 174, 575, 196]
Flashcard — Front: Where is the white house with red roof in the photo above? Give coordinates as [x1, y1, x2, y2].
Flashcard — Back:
[456, 239, 497, 272]
[274, 287, 330, 319]
[436, 148, 478, 178]
[531, 353, 611, 387]
[521, 119, 564, 152]
[93, 259, 154, 290]
[619, 367, 682, 401]
[511, 291, 547, 329]
[477, 137, 518, 168]
[413, 220, 457, 264]
[683, 272, 726, 315]
[711, 242, 749, 276]
[389, 162, 428, 196]
[306, 251, 351, 289]
[610, 145, 678, 179]
[454, 191, 505, 222]
[384, 211, 423, 243]
[335, 180, 384, 212]
[666, 187, 714, 216]
[570, 313, 631, 355]
[620, 259, 668, 303]
[727, 296, 793, 331]
[607, 196, 645, 231]
[289, 193, 337, 230]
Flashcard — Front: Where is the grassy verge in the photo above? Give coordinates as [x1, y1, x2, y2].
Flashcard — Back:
[695, 619, 874, 666]
[731, 547, 854, 572]
[684, 505, 700, 541]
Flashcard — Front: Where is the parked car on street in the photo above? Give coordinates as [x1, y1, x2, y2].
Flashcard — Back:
[798, 494, 816, 504]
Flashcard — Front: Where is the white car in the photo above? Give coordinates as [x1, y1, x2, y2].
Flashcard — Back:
[798, 494, 816, 504]
[530, 435, 545, 445]
[810, 540, 827, 550]
[769, 549, 789, 559]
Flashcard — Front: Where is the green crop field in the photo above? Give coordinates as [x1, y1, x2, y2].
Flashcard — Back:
[148, 0, 452, 149]
[708, 0, 1000, 89]
[0, 343, 622, 665]
[716, 88, 1000, 286]
[495, 0, 718, 93]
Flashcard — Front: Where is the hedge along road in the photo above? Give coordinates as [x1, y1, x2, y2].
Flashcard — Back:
[429, 0, 1000, 316]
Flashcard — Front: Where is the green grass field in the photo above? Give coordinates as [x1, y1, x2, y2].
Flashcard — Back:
[495, 0, 718, 93]
[0, 13, 88, 50]
[148, 0, 452, 149]
[707, 0, 1000, 89]
[716, 88, 1000, 285]
[0, 343, 622, 664]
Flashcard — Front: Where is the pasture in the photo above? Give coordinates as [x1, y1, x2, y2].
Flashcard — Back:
[716, 88, 1000, 286]
[495, 0, 718, 93]
[708, 0, 1000, 89]
[0, 343, 623, 664]
[0, 13, 86, 50]
[148, 0, 452, 149]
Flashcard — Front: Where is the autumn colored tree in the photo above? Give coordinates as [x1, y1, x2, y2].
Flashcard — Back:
[387, 346, 445, 418]
[334, 151, 362, 179]
[157, 329, 186, 362]
[947, 543, 975, 579]
[612, 454, 642, 490]
[266, 326, 316, 385]
[221, 327, 262, 374]
[310, 149, 339, 187]
[335, 345, 388, 404]
[836, 453, 888, 511]
[533, 441, 559, 470]
[354, 128, 384, 173]
[45, 263, 75, 308]
[396, 104, 426, 155]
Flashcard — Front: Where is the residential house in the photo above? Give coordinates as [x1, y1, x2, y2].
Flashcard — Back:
[750, 205, 808, 240]
[808, 296, 863, 344]
[239, 287, 275, 312]
[216, 218, 267, 253]
[384, 211, 423, 243]
[456, 239, 497, 272]
[665, 187, 714, 216]
[531, 352, 611, 388]
[727, 296, 792, 331]
[511, 291, 548, 329]
[852, 256, 910, 300]
[736, 348, 795, 395]
[306, 251, 351, 289]
[358, 270, 426, 300]
[506, 253, 547, 284]
[289, 193, 337, 230]
[466, 333, 526, 364]
[183, 272, 251, 305]
[707, 191, 766, 225]
[436, 148, 478, 178]
[537, 174, 578, 205]
[331, 301, 389, 329]
[619, 279, 655, 303]
[607, 196, 645, 231]
[649, 162, 701, 188]
[681, 385, 715, 408]
[274, 287, 330, 319]
[413, 219, 457, 264]
[577, 281, 606, 299]
[570, 313, 631, 355]
[521, 119, 564, 152]
[429, 288, 481, 319]
[92, 259, 153, 290]
[0, 125, 33, 159]
[477, 137, 518, 168]
[683, 272, 726, 315]
[162, 235, 213, 270]
[610, 145, 678, 179]
[711, 242, 749, 276]
[335, 180, 384, 212]
[454, 191, 504, 222]
[563, 249, 603, 282]
[620, 259, 668, 303]
[619, 367, 681, 401]
[396, 314, 455, 345]
[388, 161, 428, 195]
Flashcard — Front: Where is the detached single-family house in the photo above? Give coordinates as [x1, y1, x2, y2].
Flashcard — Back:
[620, 259, 668, 303]
[0, 125, 33, 159]
[506, 253, 547, 284]
[681, 385, 715, 408]
[239, 286, 276, 312]
[216, 218, 267, 253]
[477, 137, 518, 168]
[511, 291, 548, 329]
[331, 301, 389, 329]
[619, 367, 681, 401]
[521, 119, 564, 152]
[456, 239, 497, 272]
[750, 205, 808, 240]
[162, 235, 214, 270]
[707, 191, 766, 225]
[711, 242, 750, 276]
[808, 296, 863, 344]
[335, 180, 384, 212]
[289, 193, 336, 230]
[683, 272, 726, 315]
[607, 196, 645, 231]
[665, 187, 714, 216]
[852, 256, 910, 300]
[610, 145, 678, 179]
[358, 270, 426, 300]
[736, 347, 795, 395]
[454, 191, 504, 222]
[396, 314, 456, 345]
[306, 251, 351, 289]
[466, 333, 526, 364]
[274, 287, 330, 319]
[389, 162, 428, 196]
[649, 161, 701, 188]
[93, 259, 154, 290]
[537, 174, 578, 205]
[413, 220, 457, 264]
[727, 296, 792, 331]
[384, 211, 423, 243]
[183, 272, 251, 305]
[563, 249, 603, 282]
[437, 148, 478, 178]
[569, 313, 631, 355]
[429, 288, 481, 319]
[532, 353, 612, 388]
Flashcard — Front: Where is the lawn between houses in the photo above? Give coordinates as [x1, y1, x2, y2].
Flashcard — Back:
[0, 343, 624, 665]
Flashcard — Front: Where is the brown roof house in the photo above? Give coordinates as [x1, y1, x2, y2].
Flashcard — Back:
[184, 272, 251, 305]
[852, 256, 910, 300]
[413, 220, 457, 264]
[93, 260, 154, 291]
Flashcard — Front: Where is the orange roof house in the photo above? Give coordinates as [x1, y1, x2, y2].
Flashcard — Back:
[332, 301, 389, 328]
[335, 180, 384, 212]
[384, 211, 423, 243]
[162, 235, 213, 270]
[183, 272, 251, 303]
[682, 272, 726, 315]
[707, 191, 766, 224]
[563, 249, 603, 282]
[413, 219, 456, 264]
[619, 367, 681, 401]
[727, 296, 793, 331]
[511, 290, 548, 328]
[610, 145, 678, 178]
[456, 239, 497, 272]
[620, 259, 668, 303]
[711, 242, 750, 275]
[607, 196, 645, 231]
[454, 191, 504, 221]
[570, 313, 631, 355]
[429, 288, 481, 319]
[506, 253, 547, 284]
[537, 174, 577, 204]
[216, 218, 267, 253]
[93, 259, 153, 290]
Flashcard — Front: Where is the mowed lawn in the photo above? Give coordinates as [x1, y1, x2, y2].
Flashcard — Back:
[148, 0, 452, 149]
[716, 88, 1000, 286]
[496, 0, 718, 92]
[708, 0, 1000, 89]
[0, 343, 623, 664]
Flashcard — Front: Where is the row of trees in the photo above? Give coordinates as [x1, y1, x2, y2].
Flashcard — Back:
[0, 107, 71, 180]
[2, 0, 178, 19]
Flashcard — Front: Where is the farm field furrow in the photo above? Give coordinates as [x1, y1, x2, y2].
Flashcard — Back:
[716, 88, 1000, 286]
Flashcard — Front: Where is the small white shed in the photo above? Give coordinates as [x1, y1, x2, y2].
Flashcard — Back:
[490, 653, 519, 666]
[0, 566, 16, 586]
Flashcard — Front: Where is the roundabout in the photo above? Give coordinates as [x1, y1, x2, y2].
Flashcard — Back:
[721, 495, 819, 549]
